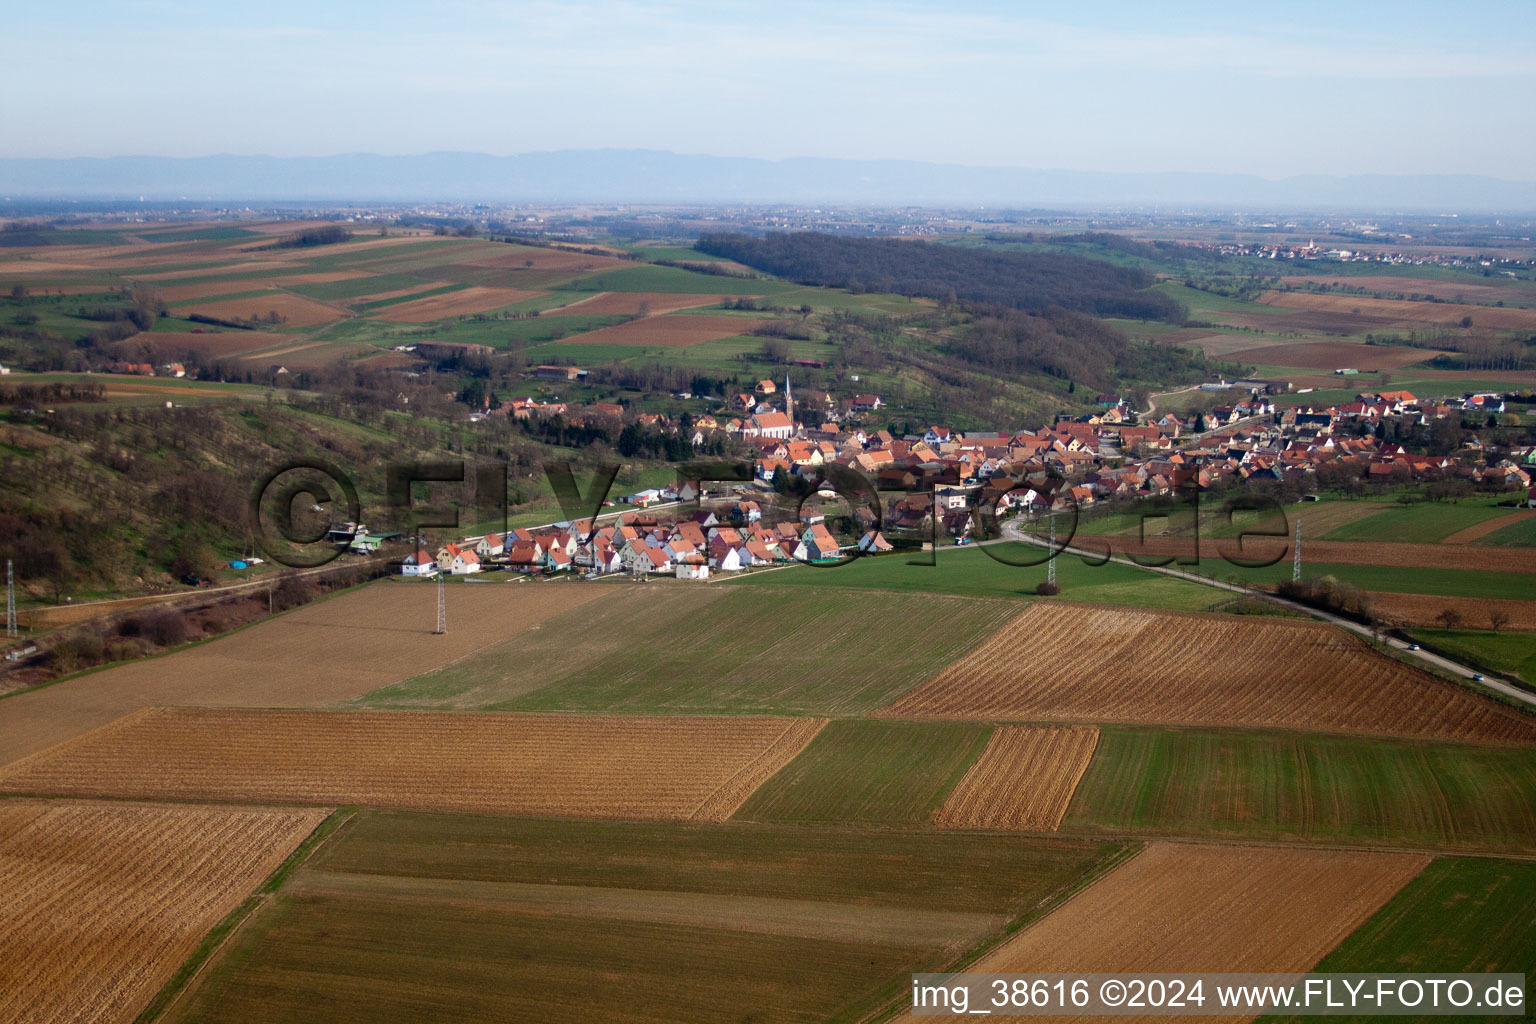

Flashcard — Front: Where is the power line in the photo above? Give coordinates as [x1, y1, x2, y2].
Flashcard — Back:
[1293, 517, 1303, 582]
[5, 560, 15, 638]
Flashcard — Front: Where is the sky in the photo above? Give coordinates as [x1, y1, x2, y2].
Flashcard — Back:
[5, 0, 1535, 178]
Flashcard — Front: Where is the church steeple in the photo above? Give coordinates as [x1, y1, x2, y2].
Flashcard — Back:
[784, 373, 793, 425]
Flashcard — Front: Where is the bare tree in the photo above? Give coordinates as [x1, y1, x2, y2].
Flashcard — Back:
[1437, 608, 1463, 630]
[1489, 608, 1511, 634]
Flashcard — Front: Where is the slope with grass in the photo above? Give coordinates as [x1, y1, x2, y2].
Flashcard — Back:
[355, 586, 1019, 715]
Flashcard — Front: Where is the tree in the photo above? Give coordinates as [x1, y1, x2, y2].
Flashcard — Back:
[1489, 608, 1511, 633]
[1437, 608, 1463, 630]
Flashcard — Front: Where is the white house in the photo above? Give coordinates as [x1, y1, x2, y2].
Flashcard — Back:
[450, 550, 482, 575]
[675, 559, 709, 580]
[475, 532, 504, 558]
[400, 551, 436, 576]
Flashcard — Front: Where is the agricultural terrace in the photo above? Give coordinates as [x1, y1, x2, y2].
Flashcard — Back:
[1065, 726, 1536, 852]
[358, 586, 1019, 715]
[158, 811, 1122, 1024]
[881, 603, 1536, 744]
[0, 581, 605, 766]
[0, 708, 827, 822]
[0, 799, 328, 1024]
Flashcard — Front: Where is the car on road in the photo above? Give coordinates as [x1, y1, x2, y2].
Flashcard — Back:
[1472, 673, 1485, 681]
[1407, 643, 1420, 651]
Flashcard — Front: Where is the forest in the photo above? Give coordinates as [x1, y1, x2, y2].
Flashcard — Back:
[695, 231, 1187, 320]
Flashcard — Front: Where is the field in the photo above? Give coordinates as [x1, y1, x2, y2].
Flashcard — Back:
[934, 725, 1100, 832]
[881, 603, 1536, 743]
[0, 798, 327, 1024]
[1404, 627, 1536, 685]
[553, 290, 728, 316]
[370, 284, 544, 321]
[0, 581, 606, 766]
[732, 544, 1222, 608]
[158, 810, 1122, 1024]
[1236, 341, 1438, 371]
[170, 291, 348, 327]
[1258, 290, 1536, 330]
[1265, 857, 1536, 1024]
[1065, 726, 1536, 851]
[1277, 274, 1536, 307]
[0, 707, 827, 821]
[1368, 591, 1536, 630]
[926, 843, 1427, 987]
[732, 719, 992, 824]
[544, 313, 763, 347]
[1091, 534, 1536, 574]
[358, 586, 1019, 715]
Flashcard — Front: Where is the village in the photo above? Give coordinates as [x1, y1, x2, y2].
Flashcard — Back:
[388, 372, 1534, 582]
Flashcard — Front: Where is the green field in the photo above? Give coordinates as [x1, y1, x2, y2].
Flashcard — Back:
[1264, 857, 1536, 1023]
[1064, 726, 1536, 851]
[734, 720, 992, 824]
[1479, 515, 1536, 547]
[569, 263, 798, 295]
[1407, 628, 1536, 686]
[1322, 497, 1518, 543]
[733, 544, 1225, 609]
[161, 810, 1123, 1024]
[354, 586, 1019, 715]
[1186, 559, 1536, 600]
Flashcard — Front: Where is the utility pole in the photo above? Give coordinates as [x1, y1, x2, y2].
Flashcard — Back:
[434, 574, 446, 635]
[1046, 516, 1058, 589]
[1293, 518, 1303, 582]
[5, 560, 15, 638]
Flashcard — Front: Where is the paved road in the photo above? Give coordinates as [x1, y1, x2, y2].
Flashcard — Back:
[1000, 518, 1536, 711]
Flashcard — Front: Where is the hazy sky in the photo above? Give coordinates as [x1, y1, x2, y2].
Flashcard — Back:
[6, 0, 1534, 177]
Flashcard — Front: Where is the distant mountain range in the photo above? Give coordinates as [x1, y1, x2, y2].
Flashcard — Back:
[2, 150, 1533, 211]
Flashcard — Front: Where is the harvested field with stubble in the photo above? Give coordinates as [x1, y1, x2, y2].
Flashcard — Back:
[371, 284, 544, 321]
[0, 708, 828, 822]
[881, 603, 1536, 743]
[553, 313, 763, 346]
[889, 844, 1428, 1021]
[0, 799, 328, 1024]
[0, 581, 608, 767]
[935, 725, 1099, 831]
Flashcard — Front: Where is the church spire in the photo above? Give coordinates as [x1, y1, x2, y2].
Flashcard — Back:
[784, 372, 793, 425]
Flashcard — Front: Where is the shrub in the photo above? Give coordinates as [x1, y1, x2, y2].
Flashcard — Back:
[1036, 581, 1061, 596]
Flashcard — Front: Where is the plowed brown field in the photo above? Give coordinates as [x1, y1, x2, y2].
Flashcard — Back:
[1367, 591, 1536, 631]
[0, 581, 608, 767]
[881, 604, 1536, 743]
[0, 799, 327, 1024]
[1278, 275, 1535, 306]
[0, 709, 828, 821]
[555, 314, 762, 347]
[172, 292, 345, 327]
[373, 285, 545, 322]
[1259, 291, 1536, 330]
[889, 844, 1426, 1022]
[934, 725, 1099, 831]
[1236, 341, 1438, 371]
[555, 291, 729, 316]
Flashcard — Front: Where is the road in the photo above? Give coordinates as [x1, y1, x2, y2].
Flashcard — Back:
[999, 517, 1536, 711]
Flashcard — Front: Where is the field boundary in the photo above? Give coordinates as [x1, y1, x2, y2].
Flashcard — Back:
[134, 806, 355, 1024]
[690, 717, 830, 821]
